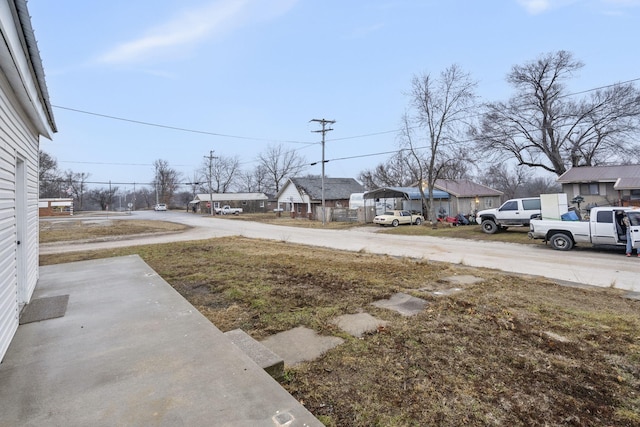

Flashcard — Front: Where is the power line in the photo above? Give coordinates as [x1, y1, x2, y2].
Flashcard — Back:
[52, 77, 640, 148]
[51, 104, 316, 145]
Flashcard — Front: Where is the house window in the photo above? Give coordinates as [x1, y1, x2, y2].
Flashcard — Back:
[631, 190, 640, 201]
[580, 183, 599, 195]
[242, 201, 247, 205]
[260, 201, 265, 208]
[484, 199, 493, 208]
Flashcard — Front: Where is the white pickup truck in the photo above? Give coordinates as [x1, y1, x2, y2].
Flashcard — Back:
[215, 205, 243, 215]
[528, 206, 640, 251]
[476, 197, 541, 234]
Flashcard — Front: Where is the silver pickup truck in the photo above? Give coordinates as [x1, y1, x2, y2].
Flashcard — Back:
[528, 206, 640, 250]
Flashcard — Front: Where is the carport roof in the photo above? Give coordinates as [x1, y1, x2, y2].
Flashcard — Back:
[363, 187, 449, 200]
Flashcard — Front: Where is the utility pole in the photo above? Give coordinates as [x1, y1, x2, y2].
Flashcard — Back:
[204, 150, 218, 215]
[310, 118, 335, 225]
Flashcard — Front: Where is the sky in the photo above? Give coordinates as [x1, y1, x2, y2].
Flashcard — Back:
[28, 0, 640, 193]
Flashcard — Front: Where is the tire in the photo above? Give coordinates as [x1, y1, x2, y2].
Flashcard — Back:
[481, 219, 498, 234]
[392, 219, 399, 227]
[549, 233, 574, 251]
[414, 217, 422, 225]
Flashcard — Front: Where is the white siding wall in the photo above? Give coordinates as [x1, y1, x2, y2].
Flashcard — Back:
[0, 72, 40, 360]
[278, 183, 307, 208]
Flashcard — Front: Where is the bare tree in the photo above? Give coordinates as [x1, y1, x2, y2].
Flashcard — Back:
[478, 164, 530, 200]
[62, 170, 90, 210]
[39, 150, 63, 198]
[239, 165, 272, 194]
[403, 64, 477, 222]
[358, 151, 415, 190]
[475, 50, 640, 176]
[200, 155, 240, 194]
[257, 143, 307, 193]
[153, 159, 182, 205]
[89, 186, 119, 211]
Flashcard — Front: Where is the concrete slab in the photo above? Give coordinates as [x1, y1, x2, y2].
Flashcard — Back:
[331, 313, 388, 338]
[371, 292, 428, 316]
[261, 327, 344, 366]
[224, 329, 284, 379]
[0, 255, 321, 427]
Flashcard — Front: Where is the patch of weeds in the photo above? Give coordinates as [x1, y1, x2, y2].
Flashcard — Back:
[39, 236, 640, 426]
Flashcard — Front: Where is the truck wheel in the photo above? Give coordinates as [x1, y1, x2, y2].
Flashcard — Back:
[414, 218, 422, 225]
[392, 219, 399, 227]
[549, 233, 574, 251]
[481, 219, 498, 234]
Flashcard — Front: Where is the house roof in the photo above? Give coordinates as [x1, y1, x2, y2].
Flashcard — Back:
[434, 179, 503, 197]
[282, 177, 364, 201]
[614, 177, 640, 190]
[194, 193, 268, 202]
[8, 0, 56, 135]
[364, 187, 449, 200]
[557, 165, 640, 183]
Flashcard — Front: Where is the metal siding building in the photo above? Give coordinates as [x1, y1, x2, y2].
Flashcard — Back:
[0, 0, 56, 361]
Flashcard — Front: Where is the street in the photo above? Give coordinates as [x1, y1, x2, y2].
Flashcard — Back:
[41, 210, 640, 293]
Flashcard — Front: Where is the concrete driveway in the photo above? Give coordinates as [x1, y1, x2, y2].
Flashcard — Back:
[41, 210, 640, 293]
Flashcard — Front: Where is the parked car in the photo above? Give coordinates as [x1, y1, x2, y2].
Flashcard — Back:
[215, 205, 243, 215]
[154, 203, 167, 211]
[373, 210, 423, 227]
[529, 206, 640, 251]
[476, 197, 541, 234]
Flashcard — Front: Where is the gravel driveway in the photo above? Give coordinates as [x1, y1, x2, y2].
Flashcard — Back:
[41, 210, 640, 293]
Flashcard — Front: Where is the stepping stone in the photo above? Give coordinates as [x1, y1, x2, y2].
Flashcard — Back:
[371, 292, 427, 316]
[331, 313, 388, 338]
[224, 329, 284, 379]
[261, 327, 344, 366]
[440, 275, 484, 285]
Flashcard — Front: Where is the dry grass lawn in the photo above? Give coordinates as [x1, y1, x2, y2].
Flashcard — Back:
[39, 219, 640, 426]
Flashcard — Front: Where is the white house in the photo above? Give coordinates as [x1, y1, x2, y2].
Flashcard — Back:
[0, 0, 56, 361]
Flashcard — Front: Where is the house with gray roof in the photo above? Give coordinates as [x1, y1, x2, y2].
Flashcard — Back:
[557, 165, 640, 208]
[277, 177, 364, 220]
[434, 179, 503, 216]
[191, 192, 270, 213]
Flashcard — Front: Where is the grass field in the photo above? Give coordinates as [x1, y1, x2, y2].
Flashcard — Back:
[39, 217, 640, 426]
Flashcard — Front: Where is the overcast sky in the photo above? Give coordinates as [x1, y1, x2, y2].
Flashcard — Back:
[29, 0, 640, 192]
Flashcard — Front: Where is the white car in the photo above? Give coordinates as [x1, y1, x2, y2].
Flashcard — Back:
[154, 203, 167, 211]
[373, 210, 424, 227]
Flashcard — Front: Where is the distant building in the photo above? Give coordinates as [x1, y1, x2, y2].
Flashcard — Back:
[277, 177, 364, 220]
[557, 165, 640, 208]
[433, 179, 503, 216]
[191, 193, 270, 213]
[39, 198, 74, 216]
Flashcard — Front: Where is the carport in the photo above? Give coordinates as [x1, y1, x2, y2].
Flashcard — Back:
[363, 187, 450, 221]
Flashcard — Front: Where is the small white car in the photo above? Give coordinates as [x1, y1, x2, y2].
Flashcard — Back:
[154, 203, 167, 211]
[373, 210, 424, 227]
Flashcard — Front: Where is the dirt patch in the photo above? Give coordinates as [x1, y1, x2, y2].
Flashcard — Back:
[40, 237, 640, 426]
[39, 219, 189, 243]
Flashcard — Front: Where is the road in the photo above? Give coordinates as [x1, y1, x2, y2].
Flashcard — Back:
[40, 210, 640, 293]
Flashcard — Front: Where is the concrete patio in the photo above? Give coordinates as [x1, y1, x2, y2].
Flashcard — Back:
[0, 255, 321, 427]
